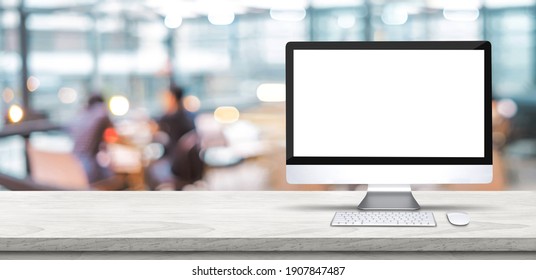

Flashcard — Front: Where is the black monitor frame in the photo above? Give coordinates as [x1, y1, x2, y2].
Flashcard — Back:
[286, 41, 492, 165]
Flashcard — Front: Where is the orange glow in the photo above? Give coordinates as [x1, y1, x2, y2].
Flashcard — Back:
[214, 106, 239, 124]
[8, 104, 24, 123]
[103, 127, 119, 143]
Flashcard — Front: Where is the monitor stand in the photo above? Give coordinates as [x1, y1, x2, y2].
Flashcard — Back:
[357, 184, 420, 210]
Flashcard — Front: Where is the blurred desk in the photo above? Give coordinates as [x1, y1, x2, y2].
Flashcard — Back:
[0, 191, 534, 259]
[0, 120, 62, 137]
[107, 143, 146, 190]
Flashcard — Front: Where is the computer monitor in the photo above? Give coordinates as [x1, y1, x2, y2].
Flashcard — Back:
[286, 41, 492, 210]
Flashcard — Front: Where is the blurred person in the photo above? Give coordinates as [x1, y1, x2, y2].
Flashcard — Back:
[69, 93, 114, 183]
[147, 85, 203, 190]
[157, 85, 196, 155]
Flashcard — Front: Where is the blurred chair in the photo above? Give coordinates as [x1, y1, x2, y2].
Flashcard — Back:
[107, 143, 143, 174]
[147, 131, 205, 191]
[27, 145, 125, 191]
[171, 131, 205, 188]
[194, 113, 227, 150]
[27, 145, 90, 190]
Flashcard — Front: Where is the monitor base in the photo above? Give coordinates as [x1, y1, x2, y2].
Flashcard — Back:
[357, 184, 420, 210]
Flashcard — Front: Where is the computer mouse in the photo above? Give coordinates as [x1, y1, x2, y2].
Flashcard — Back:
[446, 212, 470, 226]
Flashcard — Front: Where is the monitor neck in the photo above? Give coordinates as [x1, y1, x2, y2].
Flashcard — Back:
[357, 184, 420, 210]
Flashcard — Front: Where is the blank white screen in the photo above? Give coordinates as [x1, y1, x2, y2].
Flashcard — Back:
[293, 49, 484, 157]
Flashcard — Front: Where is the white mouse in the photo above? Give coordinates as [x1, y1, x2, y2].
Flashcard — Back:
[446, 212, 470, 226]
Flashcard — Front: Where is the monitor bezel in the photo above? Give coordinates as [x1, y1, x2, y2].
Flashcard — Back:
[286, 41, 492, 165]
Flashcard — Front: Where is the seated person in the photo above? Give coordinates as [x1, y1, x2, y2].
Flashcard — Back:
[158, 86, 196, 156]
[147, 85, 202, 190]
[69, 94, 114, 183]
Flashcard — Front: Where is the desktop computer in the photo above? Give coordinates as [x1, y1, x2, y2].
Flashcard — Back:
[286, 41, 492, 214]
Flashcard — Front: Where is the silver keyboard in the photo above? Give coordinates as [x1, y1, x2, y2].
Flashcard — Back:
[331, 211, 436, 227]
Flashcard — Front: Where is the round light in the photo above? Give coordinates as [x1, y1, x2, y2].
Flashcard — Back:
[164, 15, 183, 29]
[183, 95, 201, 112]
[497, 99, 518, 119]
[337, 15, 356, 29]
[27, 76, 40, 92]
[208, 11, 235, 25]
[256, 83, 285, 102]
[143, 143, 165, 160]
[270, 8, 306, 22]
[443, 9, 480, 22]
[2, 87, 14, 103]
[109, 95, 130, 116]
[214, 106, 239, 124]
[381, 5, 408, 25]
[8, 104, 24, 123]
[58, 87, 78, 104]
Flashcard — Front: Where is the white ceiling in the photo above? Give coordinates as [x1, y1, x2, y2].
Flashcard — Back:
[2, 0, 534, 15]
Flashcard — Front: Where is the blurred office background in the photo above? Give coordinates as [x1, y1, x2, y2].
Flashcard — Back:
[0, 0, 534, 191]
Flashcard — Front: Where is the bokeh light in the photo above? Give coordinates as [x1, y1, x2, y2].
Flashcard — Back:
[337, 15, 356, 29]
[26, 76, 41, 92]
[497, 99, 518, 119]
[57, 87, 78, 104]
[256, 83, 285, 102]
[208, 10, 235, 25]
[103, 127, 119, 143]
[8, 104, 24, 123]
[443, 9, 479, 21]
[183, 95, 201, 112]
[443, 1, 480, 22]
[143, 143, 165, 161]
[270, 7, 306, 22]
[109, 95, 130, 116]
[214, 106, 240, 124]
[2, 88, 14, 103]
[164, 14, 183, 29]
[381, 4, 408, 25]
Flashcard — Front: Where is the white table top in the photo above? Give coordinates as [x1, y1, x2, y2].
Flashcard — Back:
[0, 191, 534, 251]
